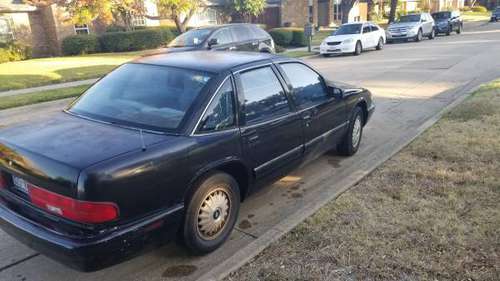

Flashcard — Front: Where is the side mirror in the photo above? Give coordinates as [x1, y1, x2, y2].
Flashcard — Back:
[328, 86, 343, 99]
[208, 38, 218, 48]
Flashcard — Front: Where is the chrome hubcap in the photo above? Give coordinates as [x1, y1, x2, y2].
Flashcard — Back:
[352, 116, 362, 148]
[197, 188, 230, 240]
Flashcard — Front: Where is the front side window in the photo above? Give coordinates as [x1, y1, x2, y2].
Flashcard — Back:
[198, 78, 235, 132]
[70, 63, 213, 131]
[240, 67, 290, 125]
[362, 25, 371, 33]
[280, 63, 327, 108]
[211, 28, 234, 45]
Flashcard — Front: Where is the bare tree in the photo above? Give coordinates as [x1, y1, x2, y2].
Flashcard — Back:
[388, 0, 398, 23]
[340, 0, 358, 23]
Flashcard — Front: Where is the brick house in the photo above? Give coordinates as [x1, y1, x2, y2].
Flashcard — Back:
[0, 0, 161, 57]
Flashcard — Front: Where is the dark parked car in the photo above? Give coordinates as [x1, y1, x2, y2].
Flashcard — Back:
[432, 11, 463, 35]
[491, 7, 500, 22]
[0, 51, 374, 271]
[166, 23, 275, 53]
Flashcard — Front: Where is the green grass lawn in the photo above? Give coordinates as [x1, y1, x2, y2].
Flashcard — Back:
[0, 50, 149, 91]
[283, 50, 316, 58]
[0, 85, 87, 110]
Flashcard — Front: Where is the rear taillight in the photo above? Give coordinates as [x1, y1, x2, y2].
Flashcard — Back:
[28, 184, 119, 224]
[0, 173, 7, 189]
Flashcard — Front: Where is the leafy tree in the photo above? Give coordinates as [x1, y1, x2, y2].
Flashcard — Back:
[154, 0, 202, 33]
[232, 0, 266, 22]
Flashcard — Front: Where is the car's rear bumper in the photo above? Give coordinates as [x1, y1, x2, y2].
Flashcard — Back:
[0, 200, 183, 271]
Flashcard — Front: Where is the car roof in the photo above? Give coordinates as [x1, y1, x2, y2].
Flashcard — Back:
[192, 23, 261, 30]
[132, 51, 280, 73]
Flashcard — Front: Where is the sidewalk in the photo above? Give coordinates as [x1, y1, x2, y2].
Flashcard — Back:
[0, 78, 98, 98]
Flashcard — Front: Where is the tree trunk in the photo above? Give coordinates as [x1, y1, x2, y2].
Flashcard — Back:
[388, 0, 398, 24]
[340, 1, 354, 23]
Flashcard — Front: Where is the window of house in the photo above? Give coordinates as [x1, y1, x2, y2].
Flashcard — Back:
[0, 17, 14, 42]
[198, 78, 236, 132]
[239, 67, 290, 125]
[279, 63, 327, 109]
[203, 8, 218, 25]
[74, 24, 90, 35]
[132, 16, 147, 27]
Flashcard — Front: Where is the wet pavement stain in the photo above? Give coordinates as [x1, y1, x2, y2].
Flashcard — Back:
[162, 265, 197, 278]
[290, 184, 300, 191]
[239, 219, 252, 229]
[269, 202, 274, 206]
[291, 192, 303, 198]
[327, 157, 341, 168]
[248, 214, 255, 219]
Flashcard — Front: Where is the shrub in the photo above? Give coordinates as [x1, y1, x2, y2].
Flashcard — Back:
[62, 34, 100, 55]
[291, 28, 307, 46]
[105, 24, 127, 33]
[99, 29, 164, 52]
[471, 5, 487, 12]
[269, 28, 308, 47]
[269, 28, 293, 46]
[0, 42, 31, 63]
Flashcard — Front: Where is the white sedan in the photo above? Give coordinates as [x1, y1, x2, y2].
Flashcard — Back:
[320, 22, 386, 56]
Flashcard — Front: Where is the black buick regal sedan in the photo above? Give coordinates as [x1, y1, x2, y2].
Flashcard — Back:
[0, 51, 374, 271]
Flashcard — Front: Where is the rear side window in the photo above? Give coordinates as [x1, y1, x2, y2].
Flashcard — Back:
[198, 78, 236, 132]
[239, 67, 290, 125]
[362, 25, 371, 33]
[371, 25, 379, 31]
[232, 25, 253, 41]
[280, 63, 327, 109]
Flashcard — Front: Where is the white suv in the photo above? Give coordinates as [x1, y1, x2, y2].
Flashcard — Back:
[386, 13, 435, 43]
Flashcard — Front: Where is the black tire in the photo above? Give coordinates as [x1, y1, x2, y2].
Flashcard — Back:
[183, 172, 240, 254]
[415, 29, 423, 42]
[387, 39, 393, 44]
[322, 53, 330, 57]
[353, 41, 362, 56]
[338, 106, 364, 156]
[446, 26, 451, 36]
[456, 24, 462, 34]
[376, 37, 384, 50]
[428, 28, 435, 39]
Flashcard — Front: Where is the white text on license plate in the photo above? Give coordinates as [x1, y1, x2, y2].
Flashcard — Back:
[12, 176, 29, 194]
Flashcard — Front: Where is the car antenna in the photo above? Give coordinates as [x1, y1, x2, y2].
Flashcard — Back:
[139, 129, 147, 151]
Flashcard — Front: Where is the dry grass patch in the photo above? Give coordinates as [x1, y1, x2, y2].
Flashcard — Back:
[227, 80, 500, 281]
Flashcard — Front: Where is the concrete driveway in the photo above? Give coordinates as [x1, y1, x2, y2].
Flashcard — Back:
[0, 21, 499, 281]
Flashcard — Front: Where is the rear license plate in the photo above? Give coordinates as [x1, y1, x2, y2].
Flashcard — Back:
[12, 176, 29, 194]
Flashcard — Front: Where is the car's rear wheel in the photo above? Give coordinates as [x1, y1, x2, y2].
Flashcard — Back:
[338, 106, 364, 156]
[415, 29, 423, 42]
[376, 37, 384, 50]
[446, 26, 451, 36]
[183, 172, 240, 254]
[428, 28, 435, 39]
[456, 24, 462, 34]
[353, 41, 362, 56]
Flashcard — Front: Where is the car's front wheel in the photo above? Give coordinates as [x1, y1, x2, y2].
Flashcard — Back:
[415, 29, 423, 42]
[456, 24, 462, 34]
[338, 106, 364, 156]
[183, 172, 240, 254]
[353, 41, 362, 56]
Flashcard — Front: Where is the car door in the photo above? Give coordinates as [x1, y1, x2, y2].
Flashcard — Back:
[277, 62, 348, 158]
[235, 65, 303, 179]
[209, 27, 237, 51]
[423, 14, 433, 34]
[361, 24, 372, 48]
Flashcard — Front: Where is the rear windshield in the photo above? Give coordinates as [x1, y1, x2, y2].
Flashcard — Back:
[398, 14, 421, 22]
[168, 28, 213, 47]
[69, 63, 213, 132]
[432, 12, 451, 19]
[334, 24, 362, 35]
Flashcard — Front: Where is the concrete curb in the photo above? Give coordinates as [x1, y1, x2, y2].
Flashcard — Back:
[196, 78, 494, 281]
[0, 79, 97, 98]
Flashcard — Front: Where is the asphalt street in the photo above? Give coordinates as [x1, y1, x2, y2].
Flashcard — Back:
[0, 20, 499, 281]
